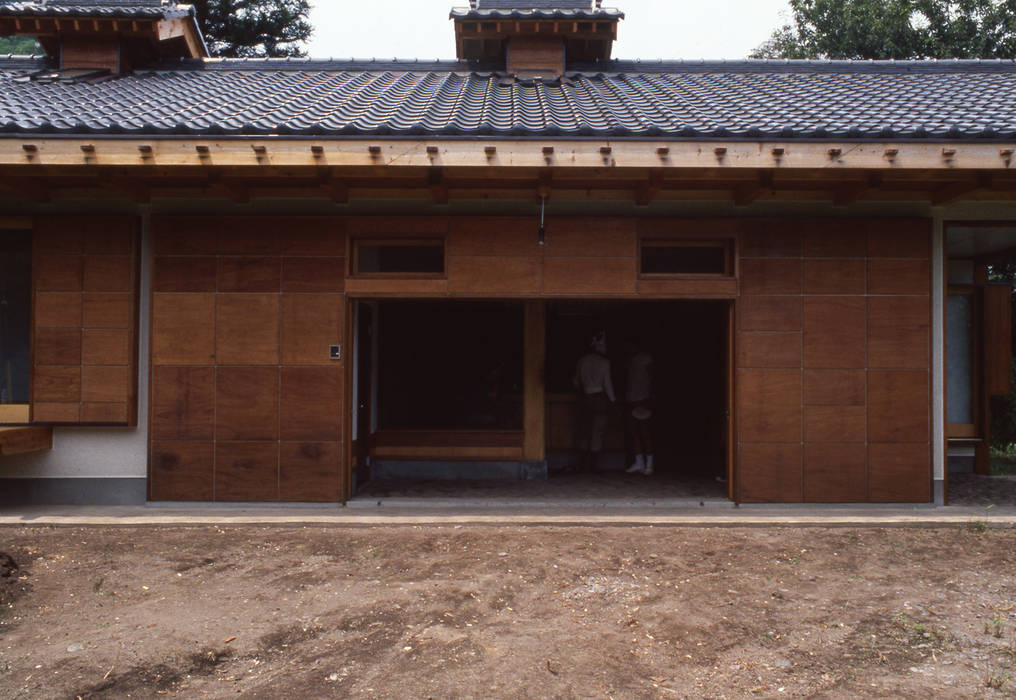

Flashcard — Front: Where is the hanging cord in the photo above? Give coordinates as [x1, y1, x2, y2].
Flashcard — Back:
[538, 195, 546, 246]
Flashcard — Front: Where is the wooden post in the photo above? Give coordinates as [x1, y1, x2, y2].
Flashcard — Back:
[523, 301, 546, 462]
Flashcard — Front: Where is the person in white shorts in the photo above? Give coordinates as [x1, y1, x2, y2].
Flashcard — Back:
[623, 338, 654, 475]
[572, 330, 615, 472]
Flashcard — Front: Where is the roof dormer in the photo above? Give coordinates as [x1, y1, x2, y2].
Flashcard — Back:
[0, 1, 207, 74]
[451, 1, 623, 78]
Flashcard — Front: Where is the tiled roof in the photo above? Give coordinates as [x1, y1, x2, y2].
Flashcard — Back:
[451, 6, 622, 20]
[0, 0, 192, 20]
[2, 57, 1016, 140]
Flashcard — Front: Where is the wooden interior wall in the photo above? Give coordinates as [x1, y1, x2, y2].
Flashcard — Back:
[736, 218, 932, 503]
[149, 217, 346, 502]
[31, 216, 139, 425]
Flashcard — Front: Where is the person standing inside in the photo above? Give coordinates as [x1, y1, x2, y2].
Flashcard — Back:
[624, 338, 654, 476]
[572, 330, 615, 472]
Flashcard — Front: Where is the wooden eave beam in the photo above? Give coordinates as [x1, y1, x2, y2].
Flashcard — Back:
[931, 174, 994, 205]
[832, 172, 883, 206]
[733, 171, 774, 206]
[5, 139, 1016, 171]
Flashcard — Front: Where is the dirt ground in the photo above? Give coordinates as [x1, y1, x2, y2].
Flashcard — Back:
[1, 525, 1015, 699]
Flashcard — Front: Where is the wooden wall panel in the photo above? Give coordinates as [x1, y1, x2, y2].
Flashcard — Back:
[736, 332, 801, 368]
[280, 442, 342, 502]
[214, 443, 280, 502]
[867, 370, 930, 443]
[150, 217, 347, 503]
[803, 369, 865, 406]
[867, 259, 930, 295]
[738, 443, 802, 503]
[740, 259, 802, 295]
[738, 296, 801, 331]
[741, 228, 801, 258]
[737, 369, 801, 443]
[215, 294, 280, 365]
[152, 294, 215, 365]
[803, 405, 865, 443]
[867, 220, 931, 259]
[448, 218, 538, 257]
[544, 218, 637, 258]
[150, 442, 214, 502]
[448, 256, 541, 294]
[803, 259, 866, 295]
[868, 296, 930, 369]
[984, 284, 1014, 396]
[32, 217, 139, 426]
[215, 367, 279, 441]
[802, 223, 866, 258]
[542, 257, 636, 295]
[803, 443, 867, 503]
[803, 297, 866, 368]
[868, 443, 931, 502]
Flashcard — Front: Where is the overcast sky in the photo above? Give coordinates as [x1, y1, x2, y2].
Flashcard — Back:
[305, 1, 793, 61]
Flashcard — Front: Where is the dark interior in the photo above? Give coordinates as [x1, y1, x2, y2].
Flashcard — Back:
[0, 230, 31, 404]
[546, 300, 729, 479]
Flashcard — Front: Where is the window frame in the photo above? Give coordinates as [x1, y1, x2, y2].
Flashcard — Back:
[946, 285, 980, 439]
[349, 236, 447, 279]
[637, 235, 736, 279]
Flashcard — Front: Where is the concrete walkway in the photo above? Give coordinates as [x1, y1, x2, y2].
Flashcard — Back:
[1, 502, 1015, 527]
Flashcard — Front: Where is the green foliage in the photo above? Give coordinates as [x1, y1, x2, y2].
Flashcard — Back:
[752, 0, 1016, 59]
[191, 0, 312, 58]
[0, 36, 41, 55]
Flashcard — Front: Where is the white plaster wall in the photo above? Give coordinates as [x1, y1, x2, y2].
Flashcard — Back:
[1, 210, 151, 480]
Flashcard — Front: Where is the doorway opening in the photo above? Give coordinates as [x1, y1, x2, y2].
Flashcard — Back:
[349, 298, 732, 502]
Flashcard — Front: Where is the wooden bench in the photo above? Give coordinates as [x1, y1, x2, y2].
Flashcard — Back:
[0, 427, 53, 457]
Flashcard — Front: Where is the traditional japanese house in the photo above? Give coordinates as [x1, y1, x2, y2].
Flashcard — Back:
[0, 0, 1013, 505]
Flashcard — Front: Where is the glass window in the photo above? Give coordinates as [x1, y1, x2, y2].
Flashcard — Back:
[947, 292, 975, 427]
[641, 240, 731, 276]
[354, 240, 444, 275]
[0, 230, 31, 405]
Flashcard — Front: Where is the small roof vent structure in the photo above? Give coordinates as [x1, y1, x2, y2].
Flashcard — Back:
[451, 0, 623, 78]
[0, 0, 208, 73]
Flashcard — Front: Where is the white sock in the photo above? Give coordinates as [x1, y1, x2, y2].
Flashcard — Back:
[644, 455, 654, 474]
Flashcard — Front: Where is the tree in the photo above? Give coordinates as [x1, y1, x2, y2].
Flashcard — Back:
[0, 36, 41, 55]
[192, 0, 313, 58]
[752, 0, 1016, 59]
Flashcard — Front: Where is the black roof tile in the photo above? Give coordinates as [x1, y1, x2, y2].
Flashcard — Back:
[0, 0, 192, 20]
[2, 57, 1016, 140]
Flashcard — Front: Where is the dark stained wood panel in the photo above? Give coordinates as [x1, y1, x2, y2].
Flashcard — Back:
[739, 296, 802, 332]
[737, 369, 802, 443]
[280, 220, 346, 256]
[217, 257, 281, 292]
[545, 218, 636, 258]
[348, 216, 449, 237]
[34, 255, 83, 292]
[154, 257, 218, 292]
[214, 442, 280, 502]
[152, 294, 215, 365]
[150, 441, 214, 502]
[803, 443, 867, 503]
[82, 293, 132, 329]
[804, 405, 866, 443]
[867, 259, 931, 295]
[34, 329, 81, 366]
[736, 332, 801, 369]
[81, 403, 129, 424]
[32, 403, 81, 423]
[215, 294, 280, 365]
[803, 369, 866, 406]
[448, 256, 541, 294]
[281, 257, 345, 292]
[867, 370, 930, 443]
[542, 257, 636, 295]
[33, 365, 81, 403]
[281, 294, 344, 366]
[33, 218, 83, 254]
[803, 259, 866, 295]
[82, 219, 135, 255]
[215, 367, 279, 441]
[217, 224, 280, 256]
[802, 223, 867, 258]
[83, 256, 132, 292]
[740, 259, 802, 295]
[35, 293, 82, 328]
[636, 278, 738, 296]
[81, 330, 130, 366]
[448, 218, 537, 257]
[867, 219, 931, 259]
[280, 368, 342, 441]
[151, 367, 215, 440]
[868, 443, 931, 502]
[868, 296, 930, 369]
[280, 442, 342, 502]
[81, 366, 129, 403]
[985, 284, 1014, 396]
[153, 219, 219, 256]
[740, 228, 801, 258]
[803, 297, 866, 368]
[738, 443, 802, 503]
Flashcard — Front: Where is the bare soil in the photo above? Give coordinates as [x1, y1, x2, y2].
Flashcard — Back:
[1, 525, 1015, 699]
